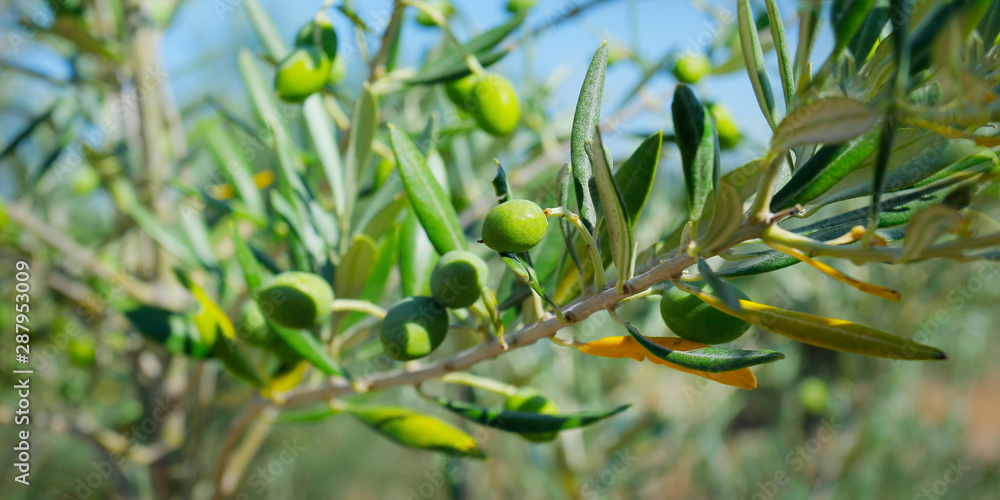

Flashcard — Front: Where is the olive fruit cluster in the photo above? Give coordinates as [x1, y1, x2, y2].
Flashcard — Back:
[504, 388, 560, 442]
[445, 73, 521, 136]
[481, 199, 547, 253]
[275, 18, 339, 103]
[256, 271, 335, 329]
[672, 53, 711, 84]
[659, 281, 751, 344]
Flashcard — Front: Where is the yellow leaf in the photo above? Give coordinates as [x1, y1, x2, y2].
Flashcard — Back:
[575, 336, 757, 390]
[191, 284, 236, 341]
[261, 361, 309, 401]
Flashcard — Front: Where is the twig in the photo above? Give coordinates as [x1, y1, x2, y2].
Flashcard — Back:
[367, 0, 405, 82]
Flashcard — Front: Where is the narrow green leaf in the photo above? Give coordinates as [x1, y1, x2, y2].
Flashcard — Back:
[900, 204, 963, 261]
[127, 204, 200, 269]
[344, 85, 378, 220]
[589, 127, 633, 289]
[571, 41, 609, 233]
[123, 306, 212, 358]
[243, 0, 289, 60]
[697, 259, 741, 313]
[499, 253, 560, 312]
[868, 118, 897, 231]
[614, 131, 661, 226]
[737, 0, 779, 128]
[398, 209, 438, 297]
[770, 128, 881, 210]
[229, 222, 265, 292]
[847, 7, 890, 62]
[303, 97, 346, 220]
[335, 235, 377, 299]
[343, 232, 398, 329]
[491, 160, 511, 204]
[618, 315, 784, 373]
[277, 405, 341, 424]
[346, 406, 485, 458]
[556, 163, 583, 275]
[270, 324, 343, 376]
[405, 50, 510, 85]
[764, 0, 795, 104]
[198, 121, 265, 218]
[739, 300, 946, 360]
[831, 0, 878, 57]
[672, 85, 720, 226]
[694, 181, 743, 254]
[212, 336, 266, 387]
[432, 397, 629, 434]
[770, 97, 880, 152]
[389, 124, 467, 254]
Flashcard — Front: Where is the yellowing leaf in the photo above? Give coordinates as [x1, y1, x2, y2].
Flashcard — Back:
[191, 284, 236, 343]
[575, 336, 757, 390]
[261, 361, 309, 401]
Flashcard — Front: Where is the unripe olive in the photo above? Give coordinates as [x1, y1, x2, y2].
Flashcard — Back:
[506, 0, 535, 13]
[256, 271, 334, 329]
[430, 250, 489, 309]
[709, 103, 741, 149]
[444, 74, 477, 108]
[294, 18, 338, 59]
[481, 199, 547, 253]
[469, 73, 520, 136]
[328, 55, 347, 84]
[415, 0, 454, 27]
[672, 53, 711, 84]
[274, 47, 332, 103]
[71, 166, 101, 195]
[67, 336, 97, 367]
[504, 388, 560, 442]
[380, 296, 449, 361]
[659, 282, 751, 344]
[798, 376, 829, 415]
[236, 300, 276, 347]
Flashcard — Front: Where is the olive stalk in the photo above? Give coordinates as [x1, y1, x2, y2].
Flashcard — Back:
[544, 206, 607, 289]
[331, 299, 388, 319]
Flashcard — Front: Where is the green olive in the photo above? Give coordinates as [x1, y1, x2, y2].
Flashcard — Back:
[798, 376, 829, 415]
[274, 47, 332, 103]
[506, 0, 535, 13]
[380, 296, 449, 361]
[71, 166, 101, 195]
[659, 282, 751, 344]
[444, 74, 477, 109]
[67, 337, 97, 367]
[236, 300, 276, 347]
[256, 271, 334, 329]
[709, 103, 741, 149]
[672, 53, 711, 84]
[481, 199, 547, 254]
[294, 18, 338, 59]
[430, 250, 489, 309]
[504, 388, 560, 442]
[468, 73, 520, 136]
[415, 0, 454, 27]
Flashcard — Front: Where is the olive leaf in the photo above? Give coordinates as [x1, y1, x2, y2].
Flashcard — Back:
[672, 85, 720, 229]
[431, 397, 629, 434]
[398, 209, 438, 297]
[770, 128, 881, 210]
[211, 335, 267, 388]
[126, 203, 201, 269]
[269, 324, 344, 376]
[342, 233, 397, 330]
[694, 181, 743, 255]
[492, 160, 511, 204]
[847, 6, 890, 63]
[770, 97, 880, 153]
[899, 204, 963, 261]
[764, 0, 795, 104]
[346, 406, 485, 458]
[615, 131, 662, 226]
[405, 12, 526, 85]
[230, 221, 265, 292]
[499, 253, 561, 312]
[735, 300, 947, 360]
[124, 305, 212, 358]
[199, 121, 265, 219]
[303, 98, 346, 220]
[389, 124, 468, 255]
[737, 0, 779, 129]
[589, 126, 634, 292]
[696, 259, 742, 313]
[557, 162, 584, 274]
[614, 313, 785, 373]
[335, 235, 377, 299]
[574, 335, 758, 390]
[243, 0, 288, 60]
[831, 0, 878, 58]
[344, 84, 378, 218]
[571, 41, 609, 233]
